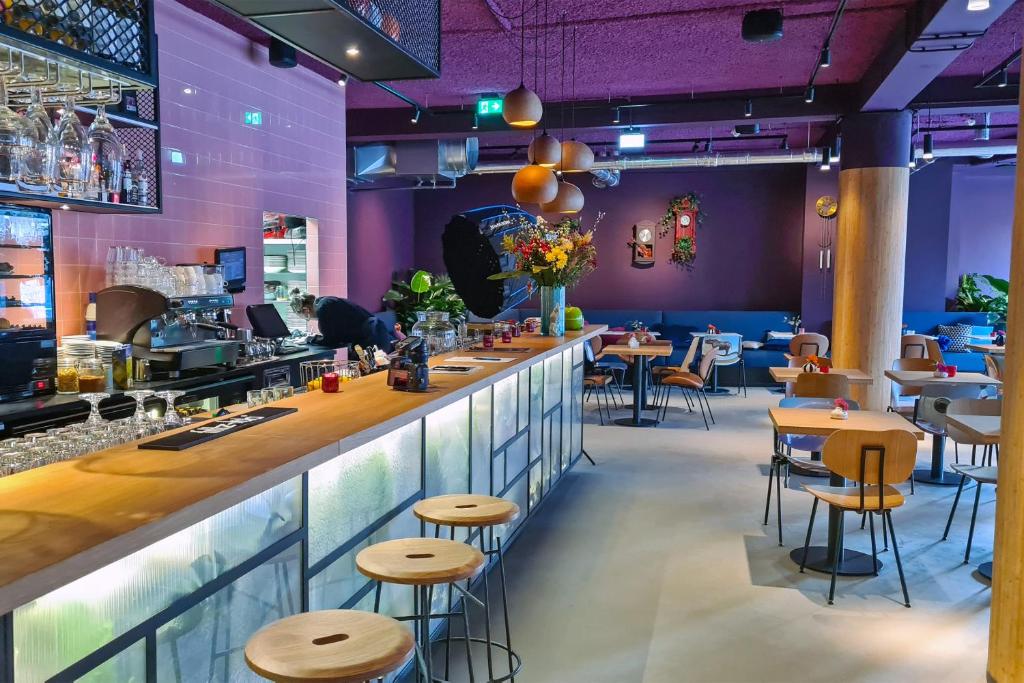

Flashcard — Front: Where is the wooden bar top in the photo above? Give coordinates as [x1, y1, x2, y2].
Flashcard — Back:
[0, 326, 605, 615]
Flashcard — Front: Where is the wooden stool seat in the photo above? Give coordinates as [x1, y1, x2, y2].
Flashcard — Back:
[244, 610, 414, 683]
[803, 484, 906, 511]
[661, 372, 702, 388]
[414, 494, 520, 528]
[584, 374, 614, 387]
[356, 538, 484, 586]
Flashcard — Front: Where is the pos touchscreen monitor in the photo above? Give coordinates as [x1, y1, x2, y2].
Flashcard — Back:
[214, 246, 246, 293]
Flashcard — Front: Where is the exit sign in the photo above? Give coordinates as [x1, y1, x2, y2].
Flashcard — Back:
[477, 97, 503, 116]
[244, 111, 262, 126]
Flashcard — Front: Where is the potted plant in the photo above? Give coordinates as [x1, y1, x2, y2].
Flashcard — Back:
[383, 269, 466, 333]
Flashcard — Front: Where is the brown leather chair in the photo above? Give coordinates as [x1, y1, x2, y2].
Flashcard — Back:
[926, 338, 946, 365]
[889, 358, 937, 416]
[793, 372, 850, 399]
[788, 333, 829, 359]
[658, 347, 720, 430]
[900, 334, 928, 359]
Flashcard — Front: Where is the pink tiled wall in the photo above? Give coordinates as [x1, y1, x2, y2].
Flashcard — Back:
[53, 1, 347, 338]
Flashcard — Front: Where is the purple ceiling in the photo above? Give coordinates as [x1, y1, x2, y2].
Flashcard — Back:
[346, 0, 919, 109]
[941, 0, 1022, 78]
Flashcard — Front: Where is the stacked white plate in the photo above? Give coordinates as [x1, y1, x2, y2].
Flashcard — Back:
[265, 254, 288, 273]
[94, 340, 122, 365]
[62, 336, 97, 361]
[290, 251, 307, 274]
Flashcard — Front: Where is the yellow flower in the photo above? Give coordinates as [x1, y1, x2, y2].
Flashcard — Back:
[502, 235, 515, 252]
[577, 231, 593, 245]
[532, 265, 544, 274]
[545, 248, 560, 263]
[556, 254, 568, 269]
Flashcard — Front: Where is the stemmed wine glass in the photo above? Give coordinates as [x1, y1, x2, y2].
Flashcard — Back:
[18, 89, 53, 193]
[156, 390, 186, 429]
[79, 392, 111, 426]
[48, 96, 91, 198]
[125, 389, 156, 434]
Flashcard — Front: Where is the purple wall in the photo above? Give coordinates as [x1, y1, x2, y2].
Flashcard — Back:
[413, 167, 806, 311]
[905, 161, 954, 311]
[347, 190, 415, 312]
[800, 167, 837, 334]
[948, 164, 1015, 298]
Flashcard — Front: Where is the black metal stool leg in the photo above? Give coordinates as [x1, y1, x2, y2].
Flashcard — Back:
[942, 474, 967, 541]
[868, 512, 878, 576]
[965, 481, 983, 564]
[496, 536, 515, 682]
[764, 457, 775, 526]
[885, 511, 911, 607]
[827, 512, 844, 605]
[775, 456, 783, 546]
[477, 533, 495, 680]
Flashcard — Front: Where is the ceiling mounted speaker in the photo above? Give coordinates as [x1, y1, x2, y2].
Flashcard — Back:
[512, 164, 558, 205]
[540, 181, 584, 214]
[560, 140, 594, 173]
[269, 38, 298, 68]
[503, 84, 543, 128]
[742, 9, 783, 43]
[528, 133, 561, 168]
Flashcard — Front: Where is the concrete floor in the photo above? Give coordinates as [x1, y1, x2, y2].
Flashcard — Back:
[491, 388, 993, 683]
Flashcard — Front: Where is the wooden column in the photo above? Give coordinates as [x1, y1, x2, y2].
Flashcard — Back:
[831, 111, 911, 410]
[987, 85, 1024, 683]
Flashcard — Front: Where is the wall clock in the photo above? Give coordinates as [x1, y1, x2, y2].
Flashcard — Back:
[632, 221, 656, 266]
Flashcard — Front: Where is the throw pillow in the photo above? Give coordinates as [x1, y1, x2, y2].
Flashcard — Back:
[936, 323, 972, 352]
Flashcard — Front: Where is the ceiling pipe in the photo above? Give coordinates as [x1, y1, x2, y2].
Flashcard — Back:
[474, 149, 824, 174]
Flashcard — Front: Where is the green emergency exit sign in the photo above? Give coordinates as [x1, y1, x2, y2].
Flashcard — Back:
[477, 97, 503, 116]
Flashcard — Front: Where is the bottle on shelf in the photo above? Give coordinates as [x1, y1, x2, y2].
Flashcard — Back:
[85, 292, 97, 341]
[121, 159, 134, 205]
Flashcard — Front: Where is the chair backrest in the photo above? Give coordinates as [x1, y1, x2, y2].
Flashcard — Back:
[925, 338, 946, 365]
[789, 333, 829, 358]
[779, 397, 861, 410]
[679, 336, 701, 372]
[697, 346, 721, 381]
[583, 339, 596, 364]
[900, 334, 929, 359]
[915, 383, 984, 431]
[822, 430, 919, 508]
[591, 334, 604, 355]
[984, 354, 1002, 381]
[703, 333, 742, 366]
[890, 357, 937, 400]
[794, 372, 850, 399]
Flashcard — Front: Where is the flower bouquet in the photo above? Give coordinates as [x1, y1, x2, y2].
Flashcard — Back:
[490, 214, 602, 335]
[830, 397, 849, 420]
[783, 314, 802, 334]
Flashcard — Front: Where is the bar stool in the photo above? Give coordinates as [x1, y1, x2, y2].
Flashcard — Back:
[414, 494, 522, 683]
[357, 537, 485, 683]
[244, 609, 415, 682]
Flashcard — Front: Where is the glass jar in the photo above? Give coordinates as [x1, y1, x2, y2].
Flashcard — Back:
[56, 357, 79, 394]
[76, 358, 107, 393]
[410, 310, 457, 356]
[86, 104, 124, 202]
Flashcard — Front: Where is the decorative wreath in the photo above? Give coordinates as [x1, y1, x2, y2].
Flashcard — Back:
[657, 193, 705, 267]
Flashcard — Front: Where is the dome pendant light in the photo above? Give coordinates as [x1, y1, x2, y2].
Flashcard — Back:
[528, 131, 561, 167]
[560, 139, 594, 172]
[540, 180, 584, 214]
[503, 84, 543, 128]
[512, 163, 558, 205]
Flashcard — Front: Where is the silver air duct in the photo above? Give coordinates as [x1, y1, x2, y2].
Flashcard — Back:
[349, 138, 479, 183]
[591, 169, 621, 188]
[473, 148, 823, 174]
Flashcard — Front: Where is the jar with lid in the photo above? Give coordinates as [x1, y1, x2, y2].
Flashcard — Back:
[56, 357, 79, 394]
[76, 358, 107, 393]
[410, 311, 457, 356]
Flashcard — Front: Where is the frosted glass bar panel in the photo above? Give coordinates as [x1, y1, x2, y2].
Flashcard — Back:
[425, 398, 470, 497]
[529, 461, 543, 512]
[309, 505, 419, 614]
[14, 477, 301, 682]
[552, 406, 564, 483]
[156, 543, 301, 683]
[471, 387, 492, 495]
[542, 415, 553, 491]
[493, 374, 518, 447]
[76, 639, 145, 683]
[572, 364, 584, 458]
[529, 362, 543, 459]
[573, 341, 584, 366]
[561, 350, 573, 469]
[517, 368, 530, 431]
[308, 419, 421, 566]
[507, 474, 529, 533]
[544, 353, 562, 409]
[506, 433, 529, 481]
[492, 450, 505, 494]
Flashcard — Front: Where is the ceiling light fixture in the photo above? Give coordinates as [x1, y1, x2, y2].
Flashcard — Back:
[503, 0, 543, 128]
[820, 148, 831, 171]
[819, 45, 831, 68]
[512, 163, 558, 204]
[182, 87, 194, 95]
[997, 68, 1009, 87]
[908, 142, 917, 168]
[471, 113, 479, 130]
[692, 141, 701, 152]
[529, 132, 562, 167]
[612, 107, 621, 124]
[540, 180, 584, 214]
[830, 135, 841, 162]
[410, 108, 421, 124]
[744, 99, 753, 117]
[779, 137, 789, 150]
[337, 74, 348, 87]
[967, 0, 990, 11]
[618, 129, 645, 150]
[705, 138, 714, 153]
[345, 46, 360, 57]
[922, 133, 934, 159]
[804, 85, 815, 103]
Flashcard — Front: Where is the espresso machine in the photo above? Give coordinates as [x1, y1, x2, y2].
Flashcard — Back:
[96, 285, 240, 377]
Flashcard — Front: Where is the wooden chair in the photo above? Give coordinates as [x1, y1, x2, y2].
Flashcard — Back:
[942, 462, 998, 565]
[983, 354, 1004, 398]
[590, 336, 627, 392]
[926, 338, 946, 365]
[900, 334, 929, 359]
[793, 372, 850, 399]
[657, 346, 720, 430]
[787, 333, 829, 359]
[584, 374, 617, 425]
[245, 610, 415, 683]
[784, 356, 833, 397]
[653, 336, 701, 407]
[946, 398, 1001, 466]
[888, 358, 937, 416]
[798, 429, 919, 606]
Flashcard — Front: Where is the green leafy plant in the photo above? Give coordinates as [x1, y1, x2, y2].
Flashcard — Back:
[955, 273, 1008, 324]
[383, 269, 466, 332]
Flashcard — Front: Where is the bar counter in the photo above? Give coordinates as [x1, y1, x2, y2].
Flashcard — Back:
[0, 325, 604, 682]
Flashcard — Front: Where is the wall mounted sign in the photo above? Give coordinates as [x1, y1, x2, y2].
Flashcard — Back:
[658, 193, 705, 269]
[139, 406, 297, 451]
[630, 220, 656, 267]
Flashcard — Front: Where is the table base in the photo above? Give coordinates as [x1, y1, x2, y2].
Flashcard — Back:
[912, 468, 962, 486]
[613, 417, 659, 428]
[789, 546, 882, 576]
[703, 387, 733, 396]
[979, 562, 992, 580]
[622, 403, 660, 412]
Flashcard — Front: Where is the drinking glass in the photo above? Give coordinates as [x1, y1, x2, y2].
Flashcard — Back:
[246, 389, 264, 407]
[18, 89, 53, 193]
[125, 389, 155, 426]
[0, 81, 32, 184]
[80, 392, 111, 426]
[48, 96, 92, 198]
[156, 390, 186, 428]
[86, 104, 124, 202]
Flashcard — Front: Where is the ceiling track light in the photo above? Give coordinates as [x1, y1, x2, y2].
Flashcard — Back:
[779, 138, 789, 150]
[705, 139, 714, 153]
[967, 0, 990, 10]
[997, 68, 1009, 88]
[410, 108, 421, 124]
[691, 141, 701, 153]
[922, 133, 934, 159]
[744, 99, 753, 117]
[820, 147, 831, 171]
[909, 142, 917, 168]
[829, 135, 841, 162]
[471, 112, 479, 130]
[819, 45, 831, 68]
[804, 85, 815, 103]
[612, 106, 621, 124]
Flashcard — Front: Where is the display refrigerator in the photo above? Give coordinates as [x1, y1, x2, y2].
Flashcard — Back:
[0, 204, 56, 402]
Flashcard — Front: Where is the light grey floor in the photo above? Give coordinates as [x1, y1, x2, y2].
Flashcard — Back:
[487, 388, 992, 683]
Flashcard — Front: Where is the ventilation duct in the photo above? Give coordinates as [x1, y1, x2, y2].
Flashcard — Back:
[975, 113, 992, 141]
[591, 169, 621, 188]
[350, 138, 479, 183]
[474, 149, 823, 174]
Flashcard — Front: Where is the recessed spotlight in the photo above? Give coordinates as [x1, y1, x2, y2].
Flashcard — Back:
[346, 46, 360, 57]
[183, 87, 194, 95]
[804, 85, 815, 103]
[471, 113, 479, 130]
[819, 148, 831, 171]
[410, 108, 421, 124]
[337, 75, 348, 87]
[923, 133, 934, 159]
[779, 137, 789, 150]
[744, 99, 752, 117]
[967, 0, 990, 10]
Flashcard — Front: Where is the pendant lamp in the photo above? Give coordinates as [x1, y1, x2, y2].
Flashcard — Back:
[540, 180, 584, 214]
[512, 163, 558, 204]
[503, 84, 543, 128]
[560, 139, 594, 172]
[528, 132, 561, 167]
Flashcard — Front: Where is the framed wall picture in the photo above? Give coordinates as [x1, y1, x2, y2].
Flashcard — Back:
[632, 220, 656, 267]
